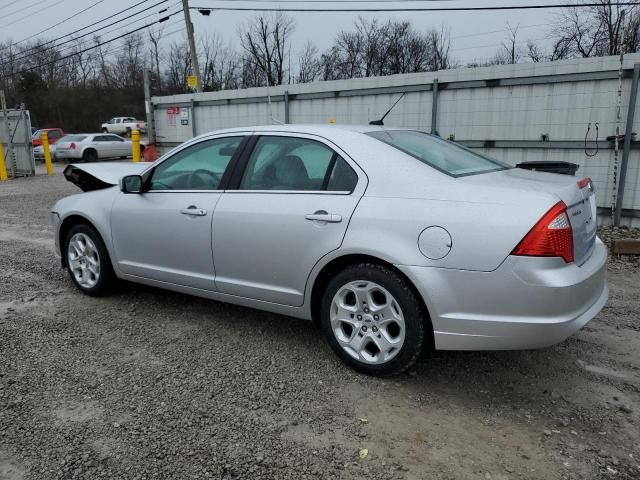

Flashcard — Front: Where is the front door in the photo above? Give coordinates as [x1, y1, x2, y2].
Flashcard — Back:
[212, 134, 364, 306]
[111, 135, 245, 290]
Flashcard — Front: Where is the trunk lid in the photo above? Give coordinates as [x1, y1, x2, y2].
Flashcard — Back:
[64, 162, 151, 192]
[459, 168, 597, 266]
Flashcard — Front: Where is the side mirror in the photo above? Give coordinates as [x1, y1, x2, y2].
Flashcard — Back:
[120, 174, 143, 193]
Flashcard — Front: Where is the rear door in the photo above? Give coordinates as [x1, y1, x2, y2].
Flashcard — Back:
[211, 133, 365, 306]
[91, 135, 113, 158]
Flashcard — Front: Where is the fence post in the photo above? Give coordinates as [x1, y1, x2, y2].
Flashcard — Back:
[190, 99, 197, 138]
[41, 131, 53, 176]
[615, 63, 640, 226]
[131, 130, 141, 162]
[0, 142, 7, 181]
[431, 78, 439, 135]
[284, 90, 290, 124]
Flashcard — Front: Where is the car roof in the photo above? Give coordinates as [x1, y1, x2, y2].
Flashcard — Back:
[207, 124, 416, 136]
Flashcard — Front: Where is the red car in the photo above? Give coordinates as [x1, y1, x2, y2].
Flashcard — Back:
[32, 128, 65, 147]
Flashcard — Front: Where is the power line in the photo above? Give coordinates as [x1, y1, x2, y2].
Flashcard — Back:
[0, 0, 170, 67]
[1, 0, 164, 56]
[192, 2, 640, 12]
[9, 0, 106, 49]
[0, 0, 60, 21]
[4, 10, 181, 79]
[0, 0, 67, 29]
[44, 20, 185, 77]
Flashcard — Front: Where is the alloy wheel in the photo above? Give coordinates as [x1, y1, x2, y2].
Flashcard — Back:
[67, 232, 101, 289]
[330, 280, 406, 364]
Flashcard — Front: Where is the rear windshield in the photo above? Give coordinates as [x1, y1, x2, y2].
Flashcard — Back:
[61, 135, 87, 142]
[367, 130, 510, 177]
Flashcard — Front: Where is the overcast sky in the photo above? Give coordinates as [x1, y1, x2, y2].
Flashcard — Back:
[0, 0, 558, 66]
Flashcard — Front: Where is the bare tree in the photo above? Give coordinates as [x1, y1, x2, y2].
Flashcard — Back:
[239, 13, 294, 86]
[498, 24, 521, 64]
[148, 26, 164, 92]
[296, 40, 321, 83]
[426, 25, 454, 71]
[552, 0, 639, 58]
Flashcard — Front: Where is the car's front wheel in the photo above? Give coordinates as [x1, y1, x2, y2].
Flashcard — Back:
[65, 225, 115, 296]
[320, 263, 427, 376]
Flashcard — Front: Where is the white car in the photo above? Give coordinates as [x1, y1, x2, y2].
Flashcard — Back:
[101, 117, 147, 136]
[55, 134, 135, 162]
[33, 143, 56, 161]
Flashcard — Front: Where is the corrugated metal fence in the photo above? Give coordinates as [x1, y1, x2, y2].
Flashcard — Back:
[151, 54, 640, 225]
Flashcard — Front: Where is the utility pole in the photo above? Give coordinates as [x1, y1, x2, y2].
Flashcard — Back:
[143, 69, 156, 144]
[182, 0, 203, 93]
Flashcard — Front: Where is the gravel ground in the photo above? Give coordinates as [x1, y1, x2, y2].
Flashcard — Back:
[1, 167, 639, 480]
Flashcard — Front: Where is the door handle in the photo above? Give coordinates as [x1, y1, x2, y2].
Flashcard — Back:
[180, 206, 207, 216]
[305, 211, 342, 223]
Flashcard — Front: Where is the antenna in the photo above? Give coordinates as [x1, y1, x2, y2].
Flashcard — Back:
[369, 92, 406, 126]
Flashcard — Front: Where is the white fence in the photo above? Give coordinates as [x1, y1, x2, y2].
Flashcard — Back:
[151, 54, 640, 226]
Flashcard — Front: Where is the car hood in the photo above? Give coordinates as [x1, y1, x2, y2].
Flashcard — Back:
[64, 162, 152, 192]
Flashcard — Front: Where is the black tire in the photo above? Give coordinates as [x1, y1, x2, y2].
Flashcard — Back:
[320, 263, 427, 377]
[125, 127, 132, 137]
[82, 149, 97, 162]
[101, 128, 108, 133]
[64, 224, 116, 297]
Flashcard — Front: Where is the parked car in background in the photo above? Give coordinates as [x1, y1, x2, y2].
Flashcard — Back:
[33, 143, 56, 161]
[101, 117, 147, 136]
[52, 125, 608, 377]
[32, 128, 65, 147]
[55, 133, 139, 162]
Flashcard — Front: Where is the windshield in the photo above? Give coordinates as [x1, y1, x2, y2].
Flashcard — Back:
[367, 130, 510, 177]
[61, 135, 87, 142]
[32, 130, 42, 138]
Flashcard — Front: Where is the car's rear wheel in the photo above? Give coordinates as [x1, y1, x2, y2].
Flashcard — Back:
[82, 149, 97, 162]
[65, 225, 115, 296]
[320, 263, 426, 376]
[101, 128, 108, 133]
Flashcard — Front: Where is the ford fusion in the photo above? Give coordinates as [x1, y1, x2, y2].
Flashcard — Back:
[52, 125, 608, 376]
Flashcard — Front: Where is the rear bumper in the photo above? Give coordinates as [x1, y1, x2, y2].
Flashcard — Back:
[398, 237, 608, 351]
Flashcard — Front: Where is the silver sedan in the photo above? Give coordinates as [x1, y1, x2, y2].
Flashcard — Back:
[52, 125, 608, 376]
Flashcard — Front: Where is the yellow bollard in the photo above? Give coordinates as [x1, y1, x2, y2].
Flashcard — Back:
[0, 142, 8, 181]
[41, 131, 53, 176]
[131, 130, 140, 163]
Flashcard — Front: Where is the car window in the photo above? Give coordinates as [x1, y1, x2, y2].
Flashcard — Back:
[93, 136, 109, 142]
[61, 135, 87, 142]
[48, 130, 61, 139]
[107, 135, 124, 142]
[240, 136, 357, 192]
[149, 137, 243, 191]
[367, 130, 510, 177]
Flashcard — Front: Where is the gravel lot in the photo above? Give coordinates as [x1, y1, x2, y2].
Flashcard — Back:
[1, 166, 639, 480]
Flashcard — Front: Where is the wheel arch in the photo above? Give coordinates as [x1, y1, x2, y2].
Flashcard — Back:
[82, 147, 98, 160]
[309, 253, 434, 347]
[59, 214, 110, 268]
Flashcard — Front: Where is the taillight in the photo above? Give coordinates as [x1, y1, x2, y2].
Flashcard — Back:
[136, 123, 140, 128]
[512, 201, 574, 263]
[70, 143, 76, 150]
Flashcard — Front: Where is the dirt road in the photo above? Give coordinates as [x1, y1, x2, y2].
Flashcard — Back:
[1, 168, 638, 479]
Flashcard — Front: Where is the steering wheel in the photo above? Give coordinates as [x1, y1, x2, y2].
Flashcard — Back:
[188, 169, 220, 189]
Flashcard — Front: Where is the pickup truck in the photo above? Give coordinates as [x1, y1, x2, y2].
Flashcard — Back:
[32, 128, 65, 147]
[101, 117, 147, 136]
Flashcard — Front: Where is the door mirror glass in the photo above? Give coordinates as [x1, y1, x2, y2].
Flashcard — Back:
[121, 175, 143, 193]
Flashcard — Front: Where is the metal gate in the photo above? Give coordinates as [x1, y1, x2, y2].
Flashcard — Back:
[0, 104, 34, 178]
